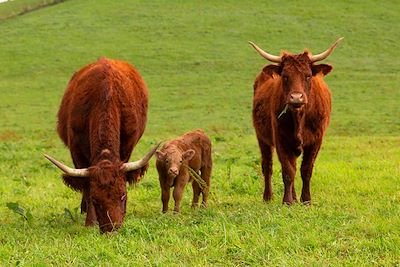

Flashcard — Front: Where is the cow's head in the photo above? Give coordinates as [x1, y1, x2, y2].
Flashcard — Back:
[250, 38, 342, 111]
[44, 143, 159, 233]
[155, 147, 195, 182]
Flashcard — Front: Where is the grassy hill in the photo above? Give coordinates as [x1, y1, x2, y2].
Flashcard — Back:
[0, 0, 399, 266]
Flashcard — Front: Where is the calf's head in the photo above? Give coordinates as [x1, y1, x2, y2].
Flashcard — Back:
[156, 147, 195, 179]
[44, 144, 159, 233]
[250, 38, 343, 111]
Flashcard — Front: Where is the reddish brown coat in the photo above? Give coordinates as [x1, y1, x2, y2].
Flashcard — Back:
[253, 52, 332, 204]
[155, 129, 212, 213]
[57, 57, 148, 232]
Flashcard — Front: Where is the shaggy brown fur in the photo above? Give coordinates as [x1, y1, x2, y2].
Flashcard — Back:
[253, 52, 332, 204]
[57, 57, 148, 232]
[155, 130, 212, 213]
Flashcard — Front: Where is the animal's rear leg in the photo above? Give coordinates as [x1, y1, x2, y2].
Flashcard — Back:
[191, 181, 201, 209]
[200, 164, 212, 207]
[301, 143, 322, 204]
[257, 138, 273, 201]
[81, 189, 89, 213]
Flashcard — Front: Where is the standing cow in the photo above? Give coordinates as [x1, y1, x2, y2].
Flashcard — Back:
[45, 57, 158, 233]
[250, 38, 343, 204]
[155, 130, 212, 213]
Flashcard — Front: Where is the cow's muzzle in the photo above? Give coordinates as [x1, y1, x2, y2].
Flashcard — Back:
[168, 167, 179, 179]
[288, 93, 306, 108]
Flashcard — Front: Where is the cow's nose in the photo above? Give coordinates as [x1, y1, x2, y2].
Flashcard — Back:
[168, 168, 179, 177]
[289, 93, 305, 104]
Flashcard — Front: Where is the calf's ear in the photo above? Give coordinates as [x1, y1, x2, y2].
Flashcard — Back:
[155, 151, 166, 161]
[262, 65, 282, 77]
[182, 149, 195, 161]
[312, 64, 332, 76]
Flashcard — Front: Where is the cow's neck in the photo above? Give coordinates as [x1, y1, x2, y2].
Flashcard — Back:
[290, 109, 305, 147]
[277, 107, 305, 156]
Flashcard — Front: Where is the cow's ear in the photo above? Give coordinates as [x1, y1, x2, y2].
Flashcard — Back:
[262, 65, 282, 77]
[182, 149, 195, 161]
[312, 64, 332, 76]
[155, 151, 166, 161]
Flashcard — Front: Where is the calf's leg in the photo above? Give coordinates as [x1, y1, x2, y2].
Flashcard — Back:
[161, 187, 170, 213]
[200, 163, 212, 207]
[173, 179, 186, 213]
[191, 181, 201, 208]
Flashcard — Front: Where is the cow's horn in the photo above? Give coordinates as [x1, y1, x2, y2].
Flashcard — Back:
[122, 142, 161, 172]
[310, 37, 344, 62]
[44, 154, 89, 177]
[249, 41, 282, 63]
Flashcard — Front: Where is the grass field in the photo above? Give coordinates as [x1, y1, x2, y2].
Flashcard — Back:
[0, 0, 399, 266]
[0, 0, 63, 20]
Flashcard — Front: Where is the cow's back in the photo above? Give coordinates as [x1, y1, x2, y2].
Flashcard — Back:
[57, 58, 148, 166]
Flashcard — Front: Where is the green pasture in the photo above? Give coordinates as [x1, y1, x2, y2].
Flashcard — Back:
[0, 0, 62, 20]
[0, 0, 399, 266]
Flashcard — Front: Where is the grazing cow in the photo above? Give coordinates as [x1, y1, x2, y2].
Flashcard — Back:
[250, 38, 343, 204]
[155, 129, 212, 213]
[45, 57, 159, 233]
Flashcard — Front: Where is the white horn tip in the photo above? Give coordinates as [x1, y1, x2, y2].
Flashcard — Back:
[336, 37, 344, 43]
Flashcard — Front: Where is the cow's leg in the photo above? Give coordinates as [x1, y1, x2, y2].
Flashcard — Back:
[84, 196, 97, 226]
[69, 143, 90, 215]
[300, 142, 322, 204]
[81, 189, 89, 213]
[199, 164, 212, 208]
[291, 183, 298, 202]
[161, 186, 170, 213]
[173, 178, 186, 213]
[281, 156, 297, 205]
[276, 145, 297, 204]
[191, 181, 201, 209]
[257, 138, 274, 201]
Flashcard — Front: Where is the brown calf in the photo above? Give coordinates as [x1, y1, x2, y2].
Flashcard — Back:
[250, 38, 343, 204]
[155, 129, 212, 213]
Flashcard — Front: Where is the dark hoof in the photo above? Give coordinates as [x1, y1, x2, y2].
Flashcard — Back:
[85, 221, 97, 227]
[172, 210, 180, 215]
[263, 193, 273, 202]
[282, 199, 296, 205]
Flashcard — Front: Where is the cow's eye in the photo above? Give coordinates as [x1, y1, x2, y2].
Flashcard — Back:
[165, 159, 169, 164]
[179, 160, 182, 163]
[283, 76, 288, 82]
